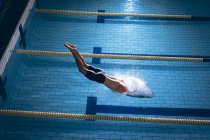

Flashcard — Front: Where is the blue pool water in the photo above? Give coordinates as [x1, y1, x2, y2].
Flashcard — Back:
[1, 0, 210, 139]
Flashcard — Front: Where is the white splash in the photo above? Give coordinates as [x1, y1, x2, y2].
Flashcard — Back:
[115, 73, 153, 98]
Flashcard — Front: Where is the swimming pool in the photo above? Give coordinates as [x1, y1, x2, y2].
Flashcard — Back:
[1, 0, 210, 139]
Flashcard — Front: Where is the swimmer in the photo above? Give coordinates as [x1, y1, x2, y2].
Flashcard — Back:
[64, 43, 128, 94]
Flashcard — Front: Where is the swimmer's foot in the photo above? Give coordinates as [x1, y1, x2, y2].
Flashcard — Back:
[64, 43, 77, 51]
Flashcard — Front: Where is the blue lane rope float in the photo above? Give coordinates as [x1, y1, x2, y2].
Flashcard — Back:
[0, 109, 210, 125]
[31, 8, 210, 21]
[15, 49, 210, 62]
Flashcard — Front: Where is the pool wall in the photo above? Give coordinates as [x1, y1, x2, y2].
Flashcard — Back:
[0, 0, 35, 106]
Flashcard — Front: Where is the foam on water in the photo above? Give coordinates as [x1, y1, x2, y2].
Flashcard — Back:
[114, 73, 153, 98]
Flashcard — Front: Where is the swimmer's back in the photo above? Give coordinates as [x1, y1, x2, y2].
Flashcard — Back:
[104, 77, 128, 93]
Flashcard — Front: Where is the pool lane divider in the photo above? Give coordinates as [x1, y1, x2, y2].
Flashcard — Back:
[96, 10, 210, 22]
[31, 8, 210, 21]
[15, 49, 210, 62]
[1, 109, 210, 125]
[91, 47, 210, 62]
[18, 24, 26, 49]
[105, 15, 210, 21]
[104, 52, 210, 62]
[86, 97, 210, 117]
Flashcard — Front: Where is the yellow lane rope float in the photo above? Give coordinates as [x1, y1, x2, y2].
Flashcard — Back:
[31, 8, 192, 19]
[0, 109, 210, 125]
[15, 49, 203, 62]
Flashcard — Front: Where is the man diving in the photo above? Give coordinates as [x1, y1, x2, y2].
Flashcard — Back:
[64, 43, 128, 94]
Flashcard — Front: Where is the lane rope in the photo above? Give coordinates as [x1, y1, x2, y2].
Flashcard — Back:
[31, 8, 192, 19]
[0, 109, 210, 125]
[15, 49, 203, 62]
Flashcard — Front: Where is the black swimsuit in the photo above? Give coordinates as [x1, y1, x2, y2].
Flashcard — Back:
[84, 65, 106, 84]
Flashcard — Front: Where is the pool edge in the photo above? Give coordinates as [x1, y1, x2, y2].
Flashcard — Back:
[0, 0, 35, 77]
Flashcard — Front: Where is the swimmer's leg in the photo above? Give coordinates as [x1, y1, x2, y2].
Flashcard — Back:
[64, 43, 89, 69]
[64, 43, 106, 83]
[88, 65, 104, 73]
[64, 43, 88, 74]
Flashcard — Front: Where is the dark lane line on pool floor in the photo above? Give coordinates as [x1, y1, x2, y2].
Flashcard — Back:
[86, 96, 210, 117]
